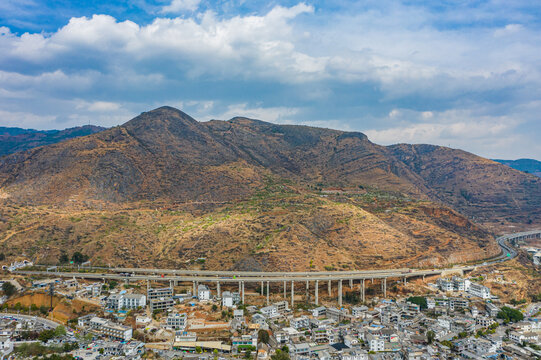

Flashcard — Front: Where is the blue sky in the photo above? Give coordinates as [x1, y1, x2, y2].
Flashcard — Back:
[1, 0, 541, 159]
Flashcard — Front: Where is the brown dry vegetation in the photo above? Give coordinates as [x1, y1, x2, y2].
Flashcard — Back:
[0, 107, 538, 271]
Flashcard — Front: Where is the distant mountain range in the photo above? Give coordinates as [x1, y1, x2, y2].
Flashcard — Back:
[494, 159, 541, 178]
[0, 125, 105, 157]
[0, 106, 539, 270]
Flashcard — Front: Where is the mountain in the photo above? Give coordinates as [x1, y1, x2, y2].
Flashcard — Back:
[0, 106, 539, 270]
[0, 125, 105, 157]
[494, 158, 541, 178]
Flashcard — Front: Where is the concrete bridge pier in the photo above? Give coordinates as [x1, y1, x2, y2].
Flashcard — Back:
[217, 281, 221, 297]
[328, 280, 331, 296]
[261, 281, 264, 296]
[349, 279, 353, 288]
[338, 280, 343, 308]
[383, 278, 387, 298]
[193, 281, 196, 295]
[242, 281, 245, 304]
[266, 281, 270, 305]
[315, 280, 319, 305]
[291, 281, 295, 308]
[284, 281, 287, 299]
[403, 277, 407, 285]
[361, 279, 365, 303]
[305, 280, 309, 301]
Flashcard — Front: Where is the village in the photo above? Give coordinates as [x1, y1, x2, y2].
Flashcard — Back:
[0, 261, 540, 360]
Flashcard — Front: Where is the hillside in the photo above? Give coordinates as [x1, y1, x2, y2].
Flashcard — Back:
[494, 158, 541, 178]
[0, 106, 539, 270]
[0, 125, 105, 157]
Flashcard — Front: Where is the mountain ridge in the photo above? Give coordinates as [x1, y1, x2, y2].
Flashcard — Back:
[0, 106, 539, 270]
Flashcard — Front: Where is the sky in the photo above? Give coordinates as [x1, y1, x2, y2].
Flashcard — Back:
[1, 0, 541, 159]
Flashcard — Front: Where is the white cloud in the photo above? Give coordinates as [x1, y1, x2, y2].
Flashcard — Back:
[161, 0, 201, 14]
[83, 101, 121, 112]
[0, 2, 541, 158]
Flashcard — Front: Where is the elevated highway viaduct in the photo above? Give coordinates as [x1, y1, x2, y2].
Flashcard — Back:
[16, 230, 539, 308]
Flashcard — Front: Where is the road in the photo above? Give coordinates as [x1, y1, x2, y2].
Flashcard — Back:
[0, 312, 61, 329]
[14, 230, 539, 284]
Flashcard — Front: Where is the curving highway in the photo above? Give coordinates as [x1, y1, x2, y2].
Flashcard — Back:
[14, 230, 539, 284]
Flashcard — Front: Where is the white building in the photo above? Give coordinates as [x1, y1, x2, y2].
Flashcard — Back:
[290, 316, 309, 330]
[467, 283, 491, 299]
[197, 284, 210, 301]
[261, 305, 278, 318]
[366, 333, 385, 352]
[312, 306, 326, 317]
[87, 316, 132, 341]
[352, 306, 368, 318]
[166, 313, 187, 330]
[106, 293, 146, 310]
[222, 291, 234, 307]
[437, 278, 454, 292]
[0, 336, 13, 352]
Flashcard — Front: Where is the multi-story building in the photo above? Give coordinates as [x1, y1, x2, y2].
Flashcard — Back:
[485, 302, 499, 317]
[352, 306, 368, 318]
[449, 297, 468, 310]
[166, 313, 187, 330]
[232, 332, 258, 349]
[123, 294, 146, 309]
[222, 291, 234, 307]
[468, 283, 491, 299]
[106, 293, 146, 310]
[291, 316, 309, 330]
[366, 333, 385, 352]
[327, 307, 346, 322]
[150, 297, 175, 312]
[437, 278, 454, 292]
[452, 276, 470, 291]
[87, 316, 133, 341]
[261, 305, 278, 318]
[312, 306, 326, 317]
[197, 284, 210, 301]
[273, 301, 289, 313]
[147, 287, 173, 300]
[476, 317, 494, 328]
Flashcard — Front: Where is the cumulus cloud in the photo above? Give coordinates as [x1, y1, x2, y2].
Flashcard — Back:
[0, 1, 540, 159]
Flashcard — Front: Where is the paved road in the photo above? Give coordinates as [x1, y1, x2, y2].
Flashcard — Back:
[0, 312, 61, 328]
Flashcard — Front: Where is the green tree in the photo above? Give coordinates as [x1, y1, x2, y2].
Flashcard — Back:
[195, 346, 202, 354]
[258, 329, 270, 344]
[0, 253, 5, 261]
[497, 306, 524, 323]
[245, 350, 252, 359]
[59, 252, 69, 264]
[54, 325, 67, 337]
[407, 296, 427, 310]
[426, 330, 435, 344]
[71, 252, 89, 264]
[38, 329, 55, 343]
[212, 304, 218, 312]
[271, 349, 290, 360]
[2, 282, 16, 297]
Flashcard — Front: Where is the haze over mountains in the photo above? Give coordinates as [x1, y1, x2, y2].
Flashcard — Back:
[494, 159, 541, 178]
[0, 106, 539, 270]
[0, 125, 105, 157]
